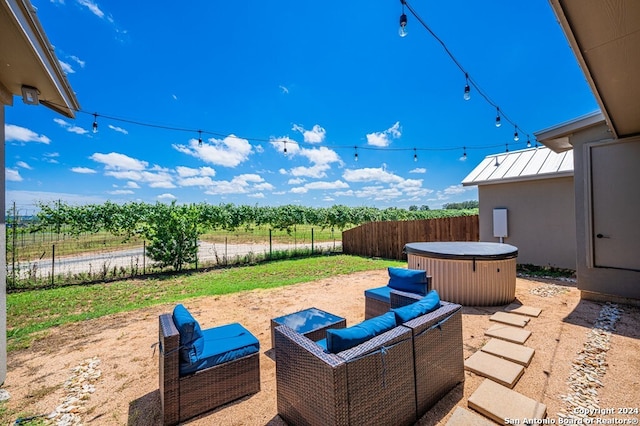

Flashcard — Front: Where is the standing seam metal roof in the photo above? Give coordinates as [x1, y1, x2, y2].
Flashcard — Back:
[461, 146, 573, 186]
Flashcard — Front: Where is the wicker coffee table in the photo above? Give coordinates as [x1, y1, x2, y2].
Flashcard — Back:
[270, 307, 346, 348]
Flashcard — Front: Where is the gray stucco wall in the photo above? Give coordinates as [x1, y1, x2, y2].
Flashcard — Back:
[570, 124, 640, 303]
[478, 176, 576, 270]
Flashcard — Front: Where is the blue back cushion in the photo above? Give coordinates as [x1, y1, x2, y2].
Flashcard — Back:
[392, 290, 441, 323]
[172, 304, 205, 364]
[325, 311, 397, 353]
[387, 267, 428, 294]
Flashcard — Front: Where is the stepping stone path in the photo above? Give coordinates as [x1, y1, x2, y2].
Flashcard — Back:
[463, 303, 547, 424]
[445, 406, 496, 426]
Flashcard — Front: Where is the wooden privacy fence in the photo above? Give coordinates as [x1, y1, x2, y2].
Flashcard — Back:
[342, 215, 479, 260]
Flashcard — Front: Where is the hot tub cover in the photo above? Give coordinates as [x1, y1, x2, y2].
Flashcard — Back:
[404, 242, 518, 261]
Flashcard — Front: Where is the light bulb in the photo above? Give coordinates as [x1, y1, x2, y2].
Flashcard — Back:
[414, 154, 418, 162]
[463, 84, 471, 101]
[355, 153, 358, 162]
[527, 137, 532, 148]
[92, 113, 98, 134]
[495, 109, 501, 127]
[514, 130, 519, 142]
[399, 14, 408, 37]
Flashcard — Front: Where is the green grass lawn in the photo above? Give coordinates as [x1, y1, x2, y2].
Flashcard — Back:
[7, 254, 403, 351]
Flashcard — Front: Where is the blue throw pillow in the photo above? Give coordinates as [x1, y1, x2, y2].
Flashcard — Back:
[172, 304, 205, 364]
[387, 267, 428, 294]
[326, 311, 397, 353]
[392, 290, 441, 323]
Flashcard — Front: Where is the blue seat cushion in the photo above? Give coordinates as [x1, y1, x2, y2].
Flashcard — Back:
[172, 304, 205, 364]
[364, 286, 392, 303]
[387, 267, 428, 294]
[325, 311, 397, 353]
[179, 322, 260, 376]
[392, 290, 441, 323]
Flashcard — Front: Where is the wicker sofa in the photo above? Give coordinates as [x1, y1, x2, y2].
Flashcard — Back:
[159, 305, 261, 426]
[274, 292, 464, 425]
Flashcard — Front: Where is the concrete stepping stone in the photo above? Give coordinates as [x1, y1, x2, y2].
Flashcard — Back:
[489, 311, 530, 327]
[468, 379, 547, 424]
[481, 338, 535, 367]
[504, 304, 542, 317]
[464, 351, 525, 388]
[485, 324, 531, 344]
[446, 406, 496, 426]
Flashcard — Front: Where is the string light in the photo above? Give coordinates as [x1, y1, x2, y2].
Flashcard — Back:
[463, 73, 471, 101]
[527, 135, 532, 148]
[513, 126, 519, 142]
[495, 108, 501, 127]
[42, 100, 540, 161]
[462, 146, 467, 161]
[354, 146, 359, 162]
[413, 148, 418, 162]
[92, 113, 98, 134]
[399, 0, 408, 37]
[505, 143, 509, 153]
[198, 130, 203, 147]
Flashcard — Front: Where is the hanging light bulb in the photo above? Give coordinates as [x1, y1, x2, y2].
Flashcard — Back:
[526, 136, 532, 148]
[399, 0, 408, 37]
[462, 146, 467, 160]
[92, 113, 98, 134]
[495, 108, 501, 127]
[354, 146, 358, 162]
[463, 73, 471, 101]
[198, 130, 203, 147]
[513, 127, 519, 142]
[505, 143, 509, 153]
[413, 148, 418, 162]
[283, 141, 288, 154]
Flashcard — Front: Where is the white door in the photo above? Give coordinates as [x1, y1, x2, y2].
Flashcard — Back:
[590, 140, 640, 271]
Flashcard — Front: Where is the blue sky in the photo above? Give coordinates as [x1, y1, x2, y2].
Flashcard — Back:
[5, 0, 599, 211]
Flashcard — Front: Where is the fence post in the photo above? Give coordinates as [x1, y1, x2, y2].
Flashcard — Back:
[269, 229, 272, 259]
[11, 202, 16, 285]
[225, 237, 228, 266]
[195, 236, 198, 271]
[311, 228, 314, 252]
[51, 244, 55, 286]
[143, 240, 146, 274]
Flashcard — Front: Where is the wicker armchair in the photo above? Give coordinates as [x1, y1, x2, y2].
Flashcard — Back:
[391, 294, 465, 417]
[274, 323, 417, 426]
[159, 313, 260, 426]
[364, 267, 431, 319]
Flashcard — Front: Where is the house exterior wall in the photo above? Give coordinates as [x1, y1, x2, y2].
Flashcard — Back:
[478, 176, 576, 270]
[570, 124, 640, 303]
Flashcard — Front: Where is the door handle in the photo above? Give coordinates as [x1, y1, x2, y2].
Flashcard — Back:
[596, 233, 610, 239]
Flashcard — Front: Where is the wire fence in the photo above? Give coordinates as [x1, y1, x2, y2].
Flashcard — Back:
[6, 203, 343, 291]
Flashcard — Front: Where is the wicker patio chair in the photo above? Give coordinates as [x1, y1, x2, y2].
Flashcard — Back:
[274, 323, 417, 426]
[390, 294, 465, 417]
[364, 267, 431, 319]
[159, 313, 260, 426]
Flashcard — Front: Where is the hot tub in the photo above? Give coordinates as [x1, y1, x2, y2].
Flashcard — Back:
[404, 242, 518, 306]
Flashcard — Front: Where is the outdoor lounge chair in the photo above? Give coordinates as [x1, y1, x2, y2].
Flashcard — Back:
[158, 305, 260, 426]
[364, 267, 431, 319]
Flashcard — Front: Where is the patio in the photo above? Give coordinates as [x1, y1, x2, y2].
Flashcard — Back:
[5, 269, 640, 425]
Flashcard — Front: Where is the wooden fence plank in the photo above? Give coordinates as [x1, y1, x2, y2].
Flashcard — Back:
[342, 215, 479, 260]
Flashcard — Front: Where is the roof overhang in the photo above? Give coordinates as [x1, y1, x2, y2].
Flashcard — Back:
[534, 111, 605, 152]
[0, 0, 79, 117]
[548, 0, 640, 140]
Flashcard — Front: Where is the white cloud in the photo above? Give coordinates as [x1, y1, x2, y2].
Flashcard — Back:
[299, 146, 342, 165]
[6, 168, 22, 182]
[291, 187, 308, 194]
[304, 180, 349, 190]
[77, 0, 104, 18]
[70, 55, 85, 68]
[157, 193, 176, 200]
[342, 167, 404, 184]
[366, 121, 401, 147]
[54, 118, 88, 135]
[59, 60, 75, 74]
[279, 85, 289, 94]
[5, 124, 51, 144]
[90, 152, 148, 171]
[270, 137, 301, 156]
[248, 192, 265, 198]
[43, 152, 59, 163]
[443, 184, 470, 195]
[409, 168, 427, 174]
[16, 161, 32, 170]
[125, 181, 140, 188]
[172, 94, 178, 100]
[175, 166, 216, 178]
[108, 189, 134, 195]
[204, 174, 266, 195]
[292, 124, 326, 144]
[254, 182, 275, 191]
[108, 124, 128, 135]
[71, 167, 97, 174]
[287, 178, 305, 185]
[290, 164, 331, 179]
[173, 135, 253, 167]
[178, 176, 215, 187]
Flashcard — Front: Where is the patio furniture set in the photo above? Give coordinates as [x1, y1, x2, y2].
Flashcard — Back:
[158, 267, 465, 425]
